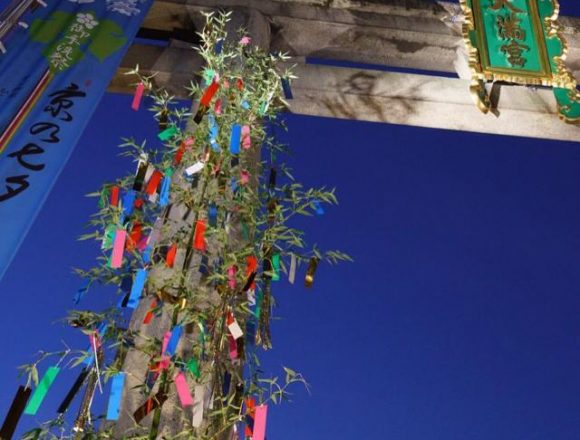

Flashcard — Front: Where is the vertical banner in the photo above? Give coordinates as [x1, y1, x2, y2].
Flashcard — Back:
[0, 0, 154, 280]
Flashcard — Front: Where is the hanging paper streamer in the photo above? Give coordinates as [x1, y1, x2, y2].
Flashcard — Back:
[272, 253, 280, 281]
[185, 161, 205, 176]
[193, 220, 207, 251]
[200, 80, 220, 107]
[208, 114, 220, 151]
[215, 98, 223, 115]
[165, 325, 183, 357]
[215, 38, 223, 54]
[143, 299, 157, 324]
[0, 386, 31, 440]
[229, 334, 238, 360]
[245, 397, 256, 437]
[253, 404, 268, 440]
[289, 254, 297, 284]
[246, 255, 258, 290]
[174, 372, 194, 408]
[158, 125, 178, 141]
[174, 139, 191, 166]
[73, 280, 90, 304]
[121, 190, 136, 221]
[110, 230, 127, 269]
[187, 357, 201, 378]
[133, 162, 148, 192]
[281, 77, 293, 99]
[208, 204, 218, 227]
[166, 244, 177, 268]
[57, 368, 89, 414]
[131, 82, 145, 111]
[145, 169, 163, 196]
[230, 124, 241, 154]
[241, 125, 251, 149]
[313, 199, 325, 215]
[192, 385, 205, 427]
[227, 265, 237, 289]
[227, 313, 244, 340]
[127, 269, 147, 309]
[24, 366, 60, 415]
[105, 372, 126, 421]
[133, 391, 167, 423]
[110, 186, 120, 207]
[159, 169, 173, 207]
[222, 371, 231, 396]
[305, 257, 319, 288]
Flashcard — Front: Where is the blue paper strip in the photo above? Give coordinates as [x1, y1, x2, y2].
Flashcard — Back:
[165, 325, 183, 357]
[142, 246, 152, 264]
[215, 39, 223, 54]
[282, 78, 293, 99]
[159, 176, 171, 207]
[121, 190, 136, 222]
[127, 269, 147, 309]
[230, 124, 241, 154]
[73, 280, 90, 304]
[208, 204, 218, 227]
[313, 199, 324, 215]
[241, 100, 250, 110]
[106, 372, 126, 421]
[208, 114, 220, 152]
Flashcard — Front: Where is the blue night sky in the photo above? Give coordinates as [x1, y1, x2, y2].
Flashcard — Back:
[2, 1, 580, 440]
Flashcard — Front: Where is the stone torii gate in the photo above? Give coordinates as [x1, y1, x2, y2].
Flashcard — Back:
[109, 0, 580, 142]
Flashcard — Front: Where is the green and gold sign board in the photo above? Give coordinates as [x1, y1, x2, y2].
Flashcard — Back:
[460, 0, 580, 122]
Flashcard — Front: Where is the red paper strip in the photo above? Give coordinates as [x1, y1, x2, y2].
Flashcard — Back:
[126, 222, 142, 252]
[246, 255, 258, 290]
[143, 299, 157, 324]
[174, 142, 187, 166]
[145, 170, 163, 195]
[166, 244, 177, 268]
[110, 186, 119, 206]
[131, 82, 145, 111]
[193, 220, 206, 251]
[200, 80, 219, 107]
[245, 397, 256, 437]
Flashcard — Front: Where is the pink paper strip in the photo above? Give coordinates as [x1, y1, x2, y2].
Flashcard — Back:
[110, 230, 127, 268]
[159, 331, 171, 370]
[253, 405, 268, 440]
[174, 372, 194, 407]
[241, 125, 251, 149]
[227, 266, 237, 289]
[228, 335, 237, 360]
[131, 82, 145, 111]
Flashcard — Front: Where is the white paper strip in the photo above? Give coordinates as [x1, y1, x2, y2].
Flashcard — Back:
[0, 42, 6, 55]
[228, 320, 243, 340]
[289, 254, 296, 284]
[192, 385, 205, 427]
[185, 162, 205, 176]
[144, 164, 155, 183]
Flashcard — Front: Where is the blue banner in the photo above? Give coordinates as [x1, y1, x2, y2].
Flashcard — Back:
[0, 0, 153, 280]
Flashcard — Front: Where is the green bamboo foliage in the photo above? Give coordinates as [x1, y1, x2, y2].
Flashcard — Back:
[17, 11, 350, 440]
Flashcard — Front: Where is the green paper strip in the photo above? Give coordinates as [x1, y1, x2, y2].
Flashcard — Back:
[24, 366, 60, 415]
[272, 254, 280, 281]
[187, 358, 201, 378]
[158, 126, 178, 141]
